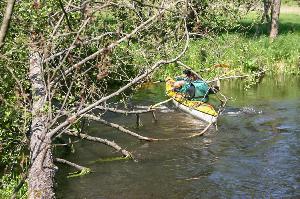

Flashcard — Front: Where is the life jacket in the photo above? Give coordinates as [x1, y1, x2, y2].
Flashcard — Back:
[174, 77, 211, 102]
[186, 80, 210, 102]
[174, 76, 191, 93]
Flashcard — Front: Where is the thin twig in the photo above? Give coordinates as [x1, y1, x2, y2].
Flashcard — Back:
[149, 98, 172, 110]
[58, 0, 74, 31]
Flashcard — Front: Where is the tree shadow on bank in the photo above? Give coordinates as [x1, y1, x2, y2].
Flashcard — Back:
[234, 14, 300, 37]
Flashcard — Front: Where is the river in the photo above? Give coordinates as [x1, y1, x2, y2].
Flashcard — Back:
[57, 75, 300, 199]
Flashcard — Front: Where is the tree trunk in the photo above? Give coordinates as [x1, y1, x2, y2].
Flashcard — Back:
[270, 0, 281, 39]
[28, 50, 56, 199]
[261, 0, 271, 23]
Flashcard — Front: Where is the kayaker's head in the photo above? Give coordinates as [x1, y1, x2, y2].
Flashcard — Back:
[183, 69, 192, 76]
[183, 69, 197, 80]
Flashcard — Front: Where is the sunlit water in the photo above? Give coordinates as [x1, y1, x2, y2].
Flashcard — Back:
[57, 75, 300, 199]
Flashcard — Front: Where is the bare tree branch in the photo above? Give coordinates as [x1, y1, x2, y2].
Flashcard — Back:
[95, 105, 155, 114]
[51, 0, 73, 37]
[49, 17, 91, 83]
[54, 158, 88, 171]
[58, 0, 74, 31]
[66, 130, 132, 158]
[0, 0, 15, 49]
[49, 6, 168, 87]
[84, 114, 158, 141]
[44, 32, 118, 62]
[206, 69, 266, 83]
[48, 19, 189, 139]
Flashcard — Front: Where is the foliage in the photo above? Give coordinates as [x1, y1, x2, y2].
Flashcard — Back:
[0, 173, 27, 199]
[282, 0, 300, 6]
[187, 0, 257, 33]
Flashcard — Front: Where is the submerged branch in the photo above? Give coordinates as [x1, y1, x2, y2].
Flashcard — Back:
[185, 122, 212, 138]
[155, 122, 213, 141]
[54, 158, 91, 177]
[84, 113, 212, 142]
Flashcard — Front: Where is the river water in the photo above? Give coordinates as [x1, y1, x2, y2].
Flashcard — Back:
[57, 75, 300, 199]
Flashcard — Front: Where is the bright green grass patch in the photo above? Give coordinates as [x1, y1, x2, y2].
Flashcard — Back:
[155, 14, 300, 80]
[240, 13, 300, 35]
[282, 0, 299, 6]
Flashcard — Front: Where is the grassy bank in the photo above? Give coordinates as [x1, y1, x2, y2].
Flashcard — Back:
[155, 13, 300, 79]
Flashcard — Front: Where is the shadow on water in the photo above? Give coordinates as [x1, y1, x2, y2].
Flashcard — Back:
[57, 75, 300, 199]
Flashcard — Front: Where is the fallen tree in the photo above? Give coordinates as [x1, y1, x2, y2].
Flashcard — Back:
[1, 1, 192, 198]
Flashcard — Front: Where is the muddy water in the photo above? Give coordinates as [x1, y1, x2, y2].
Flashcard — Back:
[57, 75, 300, 199]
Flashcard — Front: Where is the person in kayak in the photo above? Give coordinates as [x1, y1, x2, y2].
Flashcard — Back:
[172, 70, 218, 102]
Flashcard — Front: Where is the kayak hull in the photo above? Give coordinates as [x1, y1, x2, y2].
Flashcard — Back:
[172, 99, 217, 123]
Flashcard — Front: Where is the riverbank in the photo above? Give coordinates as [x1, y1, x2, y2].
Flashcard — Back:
[154, 12, 300, 80]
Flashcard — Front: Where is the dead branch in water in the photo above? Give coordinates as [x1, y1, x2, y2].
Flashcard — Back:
[65, 130, 132, 158]
[149, 98, 173, 110]
[157, 122, 213, 141]
[95, 105, 155, 114]
[55, 158, 87, 171]
[84, 114, 213, 141]
[54, 158, 91, 177]
[84, 114, 158, 141]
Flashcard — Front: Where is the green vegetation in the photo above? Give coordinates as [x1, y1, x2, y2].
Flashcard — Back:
[155, 13, 300, 79]
[0, 174, 27, 199]
[282, 0, 299, 6]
